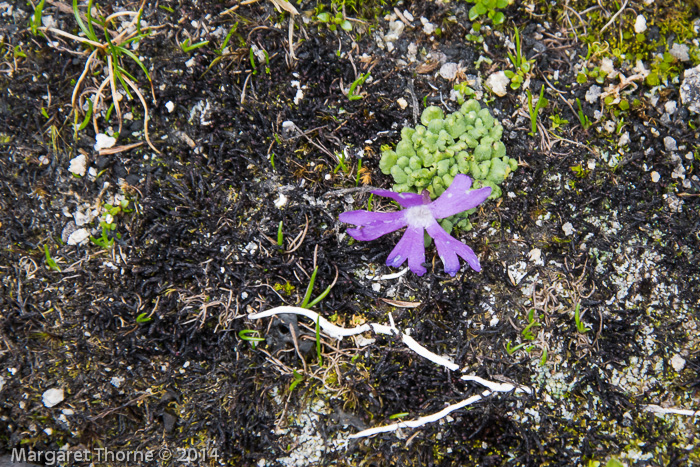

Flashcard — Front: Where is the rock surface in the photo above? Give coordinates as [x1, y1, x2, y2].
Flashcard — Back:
[680, 65, 700, 113]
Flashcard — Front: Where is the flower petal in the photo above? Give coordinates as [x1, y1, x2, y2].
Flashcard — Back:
[371, 190, 430, 207]
[426, 221, 481, 275]
[340, 210, 407, 241]
[386, 225, 427, 275]
[428, 174, 491, 220]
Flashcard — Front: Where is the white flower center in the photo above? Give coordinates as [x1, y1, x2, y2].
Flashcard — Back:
[405, 205, 434, 229]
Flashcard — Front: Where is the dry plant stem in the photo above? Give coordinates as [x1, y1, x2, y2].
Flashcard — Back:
[288, 16, 295, 61]
[284, 215, 309, 253]
[71, 49, 99, 108]
[98, 142, 143, 155]
[241, 73, 252, 104]
[120, 74, 160, 154]
[43, 27, 104, 48]
[599, 0, 628, 34]
[92, 76, 112, 135]
[107, 55, 123, 134]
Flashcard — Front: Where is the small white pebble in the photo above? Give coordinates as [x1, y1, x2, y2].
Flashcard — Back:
[486, 71, 509, 97]
[165, 101, 175, 113]
[528, 248, 541, 262]
[397, 97, 408, 110]
[68, 154, 87, 176]
[634, 15, 647, 34]
[651, 171, 660, 183]
[562, 222, 574, 236]
[439, 62, 458, 80]
[274, 193, 288, 208]
[671, 354, 686, 372]
[664, 101, 677, 115]
[67, 229, 90, 246]
[42, 388, 64, 408]
[94, 133, 116, 151]
[110, 376, 125, 388]
[664, 136, 677, 152]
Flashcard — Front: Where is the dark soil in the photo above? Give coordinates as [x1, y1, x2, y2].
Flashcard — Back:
[1, 0, 699, 466]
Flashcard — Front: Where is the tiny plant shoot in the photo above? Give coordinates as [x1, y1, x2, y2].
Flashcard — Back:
[348, 72, 370, 101]
[527, 85, 548, 136]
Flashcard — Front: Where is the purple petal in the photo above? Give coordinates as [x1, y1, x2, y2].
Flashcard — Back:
[428, 174, 491, 220]
[371, 190, 430, 207]
[340, 210, 407, 241]
[386, 225, 427, 275]
[426, 221, 481, 275]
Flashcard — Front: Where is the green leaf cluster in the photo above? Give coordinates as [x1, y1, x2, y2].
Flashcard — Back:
[504, 26, 533, 89]
[315, 8, 352, 32]
[379, 99, 517, 205]
[467, 0, 509, 25]
[576, 65, 608, 85]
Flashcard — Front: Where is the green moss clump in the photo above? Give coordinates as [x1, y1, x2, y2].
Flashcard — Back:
[379, 100, 517, 202]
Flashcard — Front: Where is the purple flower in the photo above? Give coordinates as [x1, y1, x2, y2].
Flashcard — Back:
[340, 175, 491, 276]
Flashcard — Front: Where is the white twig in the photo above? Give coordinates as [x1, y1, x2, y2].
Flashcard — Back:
[644, 405, 700, 417]
[248, 306, 457, 370]
[349, 394, 486, 438]
[250, 306, 373, 339]
[367, 267, 409, 281]
[248, 306, 531, 438]
[403, 333, 458, 371]
[461, 375, 532, 394]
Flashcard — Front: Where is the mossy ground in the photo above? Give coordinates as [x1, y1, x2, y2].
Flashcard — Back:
[0, 0, 699, 466]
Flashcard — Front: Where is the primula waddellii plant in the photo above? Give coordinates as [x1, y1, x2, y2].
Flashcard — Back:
[340, 174, 490, 276]
[379, 100, 517, 232]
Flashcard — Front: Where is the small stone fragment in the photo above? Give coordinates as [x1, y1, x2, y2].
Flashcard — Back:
[110, 376, 125, 388]
[680, 65, 700, 114]
[651, 171, 660, 183]
[664, 136, 677, 152]
[670, 354, 686, 372]
[68, 154, 87, 176]
[485, 71, 509, 97]
[67, 228, 90, 246]
[634, 15, 647, 33]
[664, 101, 677, 115]
[618, 131, 630, 147]
[528, 248, 541, 262]
[669, 43, 690, 62]
[294, 89, 304, 105]
[94, 133, 116, 151]
[42, 388, 64, 408]
[165, 101, 175, 113]
[439, 62, 458, 80]
[585, 85, 602, 104]
[274, 193, 288, 208]
[397, 97, 408, 110]
[420, 17, 435, 35]
[562, 222, 574, 236]
[600, 58, 615, 76]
